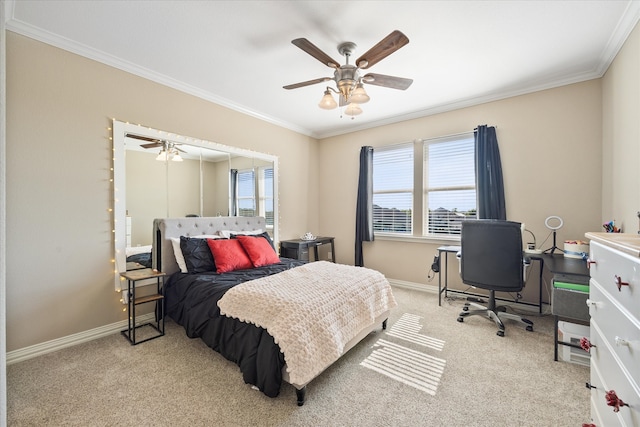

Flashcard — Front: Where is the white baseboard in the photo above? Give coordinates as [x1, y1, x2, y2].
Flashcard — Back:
[388, 278, 550, 315]
[6, 313, 154, 365]
[388, 278, 438, 294]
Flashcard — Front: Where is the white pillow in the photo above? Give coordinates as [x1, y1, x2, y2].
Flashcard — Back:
[170, 237, 188, 273]
[170, 235, 223, 273]
[217, 229, 263, 239]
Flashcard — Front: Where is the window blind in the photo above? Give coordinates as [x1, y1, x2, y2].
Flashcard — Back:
[372, 143, 413, 234]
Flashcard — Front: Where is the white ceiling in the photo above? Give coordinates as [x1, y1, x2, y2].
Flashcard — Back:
[5, 1, 640, 139]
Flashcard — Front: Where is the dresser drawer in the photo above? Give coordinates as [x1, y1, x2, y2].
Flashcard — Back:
[589, 241, 640, 316]
[589, 324, 640, 427]
[590, 280, 640, 386]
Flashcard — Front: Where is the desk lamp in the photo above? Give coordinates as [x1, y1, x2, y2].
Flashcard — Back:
[543, 216, 564, 254]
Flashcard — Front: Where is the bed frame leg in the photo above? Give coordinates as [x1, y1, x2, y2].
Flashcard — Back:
[382, 319, 388, 330]
[296, 387, 306, 406]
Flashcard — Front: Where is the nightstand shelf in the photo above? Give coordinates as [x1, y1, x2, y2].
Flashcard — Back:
[120, 268, 165, 345]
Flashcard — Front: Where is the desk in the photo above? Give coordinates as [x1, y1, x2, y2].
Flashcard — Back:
[436, 247, 589, 314]
[437, 246, 590, 360]
[437, 245, 544, 312]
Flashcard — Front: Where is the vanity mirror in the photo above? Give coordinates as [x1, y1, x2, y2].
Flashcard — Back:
[112, 120, 278, 290]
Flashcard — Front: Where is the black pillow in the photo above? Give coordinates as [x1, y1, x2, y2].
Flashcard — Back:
[230, 231, 275, 250]
[180, 236, 216, 273]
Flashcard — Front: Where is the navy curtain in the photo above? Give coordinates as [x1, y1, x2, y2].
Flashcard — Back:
[230, 169, 238, 216]
[475, 125, 506, 220]
[355, 146, 374, 266]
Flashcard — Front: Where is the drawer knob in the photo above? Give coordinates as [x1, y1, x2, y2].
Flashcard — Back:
[580, 337, 596, 352]
[605, 390, 629, 413]
[614, 336, 630, 347]
[586, 299, 598, 307]
[586, 258, 597, 268]
[614, 275, 629, 291]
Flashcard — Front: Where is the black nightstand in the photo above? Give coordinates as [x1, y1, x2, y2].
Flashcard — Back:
[280, 237, 335, 262]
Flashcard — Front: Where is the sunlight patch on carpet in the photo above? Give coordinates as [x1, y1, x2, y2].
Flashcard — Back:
[360, 314, 446, 395]
[386, 312, 445, 351]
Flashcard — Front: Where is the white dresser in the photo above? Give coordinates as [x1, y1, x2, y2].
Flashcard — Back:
[585, 232, 640, 427]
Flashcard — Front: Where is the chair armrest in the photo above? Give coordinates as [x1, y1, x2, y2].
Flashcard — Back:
[523, 253, 531, 282]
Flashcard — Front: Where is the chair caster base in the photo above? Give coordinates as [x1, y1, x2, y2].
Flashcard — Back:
[457, 317, 464, 323]
[526, 325, 533, 332]
[496, 330, 505, 337]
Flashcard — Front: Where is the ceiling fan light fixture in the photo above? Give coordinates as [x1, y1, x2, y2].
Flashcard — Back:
[350, 83, 370, 104]
[318, 89, 338, 110]
[344, 103, 363, 116]
[171, 151, 183, 162]
[156, 150, 168, 161]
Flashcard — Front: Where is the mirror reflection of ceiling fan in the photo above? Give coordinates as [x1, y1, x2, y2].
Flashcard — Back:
[126, 133, 185, 162]
[283, 30, 413, 117]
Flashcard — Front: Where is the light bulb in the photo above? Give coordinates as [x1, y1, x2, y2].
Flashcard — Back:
[344, 103, 363, 116]
[350, 83, 370, 104]
[318, 89, 338, 110]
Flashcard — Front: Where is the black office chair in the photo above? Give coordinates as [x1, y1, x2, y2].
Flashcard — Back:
[456, 219, 534, 337]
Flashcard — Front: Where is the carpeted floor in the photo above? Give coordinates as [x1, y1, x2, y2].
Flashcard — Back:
[7, 287, 591, 426]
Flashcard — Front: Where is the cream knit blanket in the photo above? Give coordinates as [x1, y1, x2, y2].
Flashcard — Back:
[217, 261, 397, 386]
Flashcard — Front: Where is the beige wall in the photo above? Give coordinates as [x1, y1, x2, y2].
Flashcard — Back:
[5, 32, 318, 351]
[602, 21, 640, 233]
[4, 18, 639, 352]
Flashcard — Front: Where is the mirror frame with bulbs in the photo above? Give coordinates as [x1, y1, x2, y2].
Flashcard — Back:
[112, 119, 279, 291]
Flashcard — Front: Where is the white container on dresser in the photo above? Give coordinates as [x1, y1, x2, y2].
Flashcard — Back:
[585, 232, 640, 427]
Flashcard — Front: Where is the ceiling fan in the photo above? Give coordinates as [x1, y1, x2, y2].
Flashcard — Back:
[126, 133, 185, 162]
[283, 30, 413, 116]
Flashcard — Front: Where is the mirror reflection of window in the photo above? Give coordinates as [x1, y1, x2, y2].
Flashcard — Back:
[237, 169, 256, 216]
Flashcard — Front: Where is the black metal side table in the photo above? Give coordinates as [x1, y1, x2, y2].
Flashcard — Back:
[120, 268, 165, 345]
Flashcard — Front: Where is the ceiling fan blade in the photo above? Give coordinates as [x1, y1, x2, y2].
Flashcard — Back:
[283, 77, 332, 90]
[356, 30, 409, 69]
[362, 73, 413, 90]
[291, 38, 341, 69]
[140, 142, 164, 149]
[126, 133, 163, 143]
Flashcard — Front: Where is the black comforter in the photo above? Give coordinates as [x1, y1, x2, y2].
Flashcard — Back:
[164, 258, 306, 397]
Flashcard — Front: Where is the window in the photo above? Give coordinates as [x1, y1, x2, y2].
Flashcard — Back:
[424, 134, 476, 236]
[233, 167, 274, 227]
[372, 143, 414, 234]
[236, 169, 256, 216]
[259, 167, 274, 226]
[372, 133, 476, 238]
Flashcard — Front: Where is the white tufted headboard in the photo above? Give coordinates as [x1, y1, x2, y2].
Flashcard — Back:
[153, 216, 268, 275]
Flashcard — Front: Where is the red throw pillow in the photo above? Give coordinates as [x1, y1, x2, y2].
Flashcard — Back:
[206, 239, 253, 273]
[236, 235, 281, 267]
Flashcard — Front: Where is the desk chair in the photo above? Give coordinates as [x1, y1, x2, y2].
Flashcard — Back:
[456, 219, 534, 337]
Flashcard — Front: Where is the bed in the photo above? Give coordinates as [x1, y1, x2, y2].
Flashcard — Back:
[153, 216, 396, 405]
